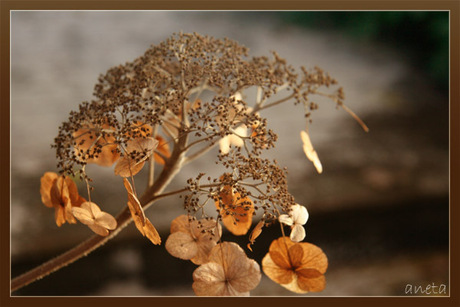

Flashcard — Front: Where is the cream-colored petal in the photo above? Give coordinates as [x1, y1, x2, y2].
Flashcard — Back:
[291, 204, 309, 225]
[300, 130, 323, 174]
[219, 136, 231, 154]
[278, 214, 294, 226]
[290, 224, 306, 242]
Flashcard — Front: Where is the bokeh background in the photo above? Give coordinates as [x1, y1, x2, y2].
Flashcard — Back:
[10, 11, 449, 296]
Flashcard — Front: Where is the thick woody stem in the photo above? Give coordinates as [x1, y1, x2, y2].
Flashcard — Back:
[11, 131, 189, 293]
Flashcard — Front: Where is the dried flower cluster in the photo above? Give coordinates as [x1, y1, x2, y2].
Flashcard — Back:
[31, 32, 366, 296]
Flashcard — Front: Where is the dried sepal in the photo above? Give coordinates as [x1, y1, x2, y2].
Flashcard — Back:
[247, 220, 265, 251]
[154, 135, 171, 165]
[114, 137, 158, 177]
[215, 185, 254, 236]
[73, 123, 120, 167]
[71, 201, 117, 236]
[40, 172, 86, 227]
[122, 178, 161, 244]
[262, 237, 328, 293]
[166, 215, 221, 265]
[300, 130, 322, 174]
[192, 242, 261, 296]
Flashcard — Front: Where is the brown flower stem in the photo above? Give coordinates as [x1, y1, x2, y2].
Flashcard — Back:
[11, 131, 190, 293]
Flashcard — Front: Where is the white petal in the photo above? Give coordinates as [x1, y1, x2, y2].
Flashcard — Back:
[290, 224, 306, 242]
[278, 214, 294, 226]
[292, 204, 309, 225]
[219, 136, 231, 154]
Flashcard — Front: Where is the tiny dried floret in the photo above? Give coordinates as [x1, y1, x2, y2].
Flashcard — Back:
[279, 204, 309, 242]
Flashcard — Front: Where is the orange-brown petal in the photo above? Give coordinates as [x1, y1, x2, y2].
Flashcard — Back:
[40, 172, 58, 208]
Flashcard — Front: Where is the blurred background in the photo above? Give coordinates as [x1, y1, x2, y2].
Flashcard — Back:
[10, 11, 449, 296]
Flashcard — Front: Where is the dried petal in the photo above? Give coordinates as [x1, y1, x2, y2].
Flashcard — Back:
[192, 242, 261, 296]
[165, 231, 199, 260]
[166, 215, 221, 264]
[300, 130, 322, 174]
[123, 178, 161, 245]
[262, 237, 328, 294]
[215, 186, 254, 236]
[71, 201, 117, 237]
[154, 135, 171, 165]
[40, 172, 58, 208]
[73, 124, 120, 167]
[248, 220, 264, 251]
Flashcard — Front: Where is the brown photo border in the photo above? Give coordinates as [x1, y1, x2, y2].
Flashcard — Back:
[1, 1, 458, 307]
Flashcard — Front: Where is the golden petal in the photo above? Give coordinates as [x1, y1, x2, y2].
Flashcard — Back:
[40, 172, 58, 208]
[261, 252, 295, 285]
[114, 157, 146, 177]
[143, 218, 161, 245]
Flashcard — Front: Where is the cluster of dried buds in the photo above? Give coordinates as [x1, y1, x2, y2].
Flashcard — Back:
[39, 32, 366, 296]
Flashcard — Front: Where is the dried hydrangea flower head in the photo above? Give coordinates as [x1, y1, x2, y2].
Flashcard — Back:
[20, 32, 367, 296]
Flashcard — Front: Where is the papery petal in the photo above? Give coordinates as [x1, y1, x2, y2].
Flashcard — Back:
[227, 258, 261, 294]
[143, 218, 161, 245]
[297, 242, 328, 274]
[54, 206, 66, 227]
[88, 224, 110, 236]
[296, 270, 326, 292]
[292, 204, 309, 225]
[278, 214, 293, 226]
[192, 262, 227, 296]
[154, 135, 171, 165]
[290, 224, 306, 242]
[165, 231, 198, 260]
[262, 252, 295, 285]
[40, 172, 58, 208]
[114, 157, 146, 177]
[71, 206, 94, 225]
[219, 136, 231, 154]
[95, 212, 117, 230]
[300, 130, 323, 174]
